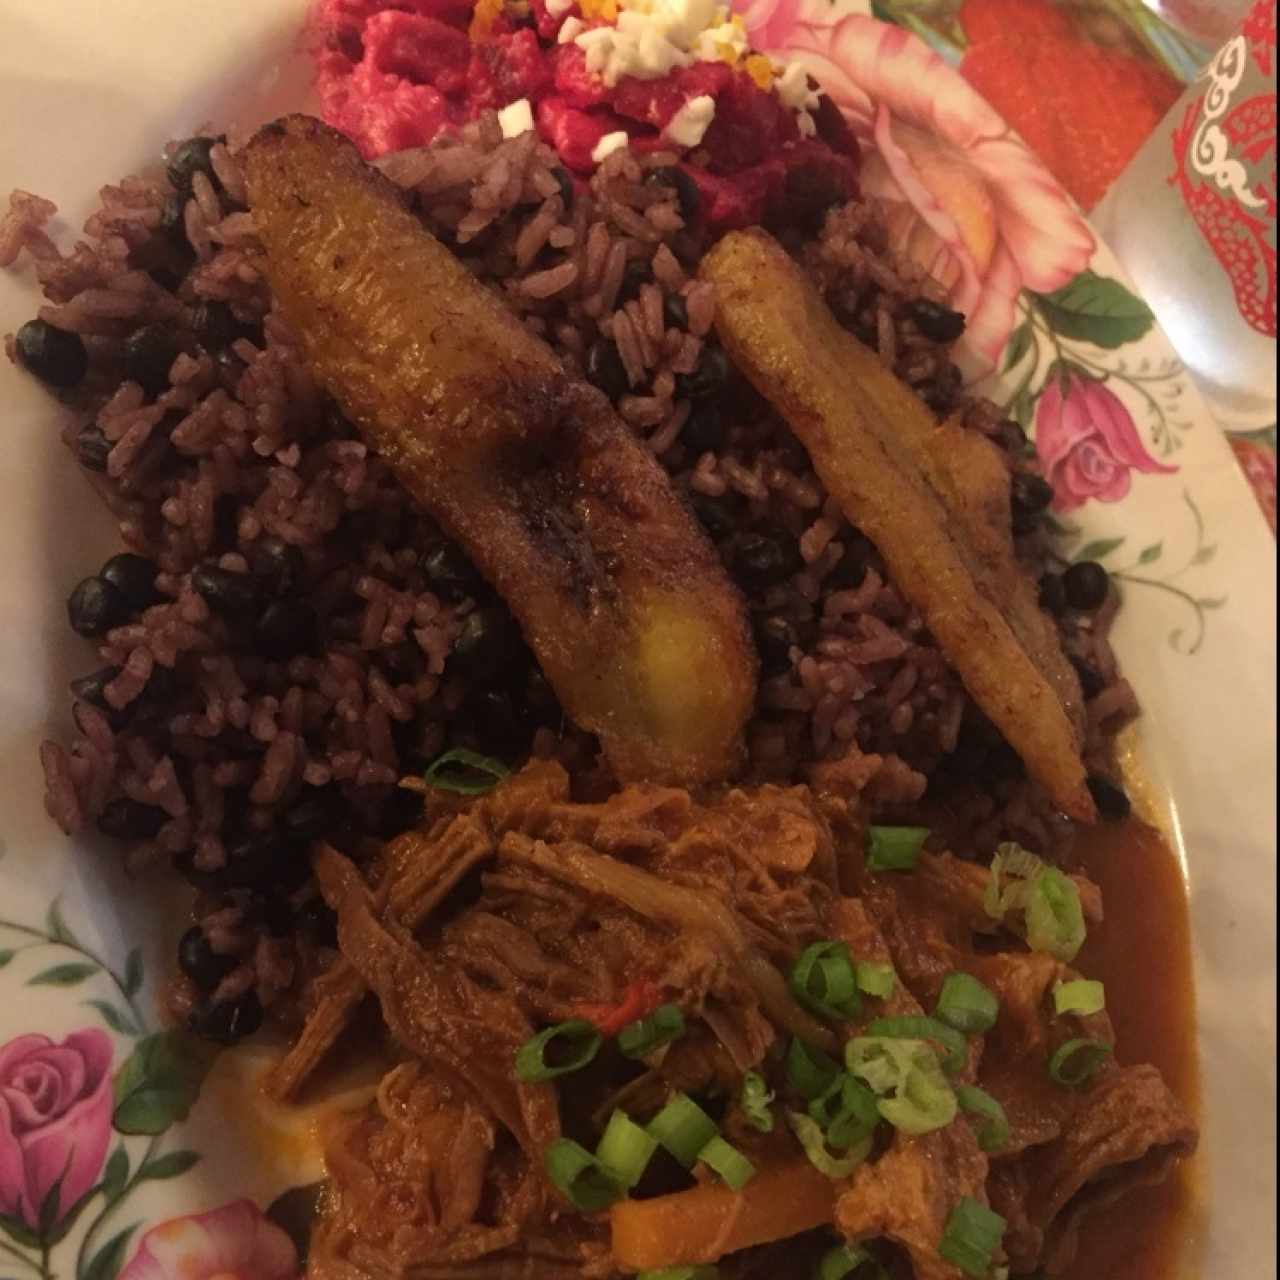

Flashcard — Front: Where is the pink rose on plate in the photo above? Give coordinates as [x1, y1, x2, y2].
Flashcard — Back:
[120, 1200, 299, 1280]
[0, 1029, 113, 1231]
[1036, 370, 1177, 511]
[732, 1, 1096, 379]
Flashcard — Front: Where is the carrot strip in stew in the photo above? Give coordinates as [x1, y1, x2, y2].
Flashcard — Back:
[611, 1159, 836, 1269]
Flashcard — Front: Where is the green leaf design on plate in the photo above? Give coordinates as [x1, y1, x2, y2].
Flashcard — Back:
[1034, 271, 1154, 349]
[45, 899, 77, 946]
[1002, 320, 1034, 372]
[29, 962, 98, 988]
[84, 1000, 141, 1038]
[123, 948, 144, 999]
[0, 950, 13, 969]
[112, 1031, 214, 1136]
[0, 1211, 42, 1249]
[1074, 537, 1125, 563]
[100, 1146, 130, 1204]
[1193, 544, 1218, 565]
[1011, 386, 1036, 430]
[138, 1150, 200, 1183]
[1137, 541, 1163, 565]
[80, 1223, 139, 1280]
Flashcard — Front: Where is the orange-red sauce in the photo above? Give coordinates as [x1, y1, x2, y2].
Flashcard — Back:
[1062, 817, 1202, 1280]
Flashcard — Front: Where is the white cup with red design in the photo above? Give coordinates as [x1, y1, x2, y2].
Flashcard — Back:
[1093, 0, 1276, 433]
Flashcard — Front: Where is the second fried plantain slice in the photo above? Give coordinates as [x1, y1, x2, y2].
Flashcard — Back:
[700, 228, 1093, 820]
[244, 115, 756, 786]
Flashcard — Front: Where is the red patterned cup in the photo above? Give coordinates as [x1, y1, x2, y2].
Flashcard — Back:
[1093, 0, 1276, 432]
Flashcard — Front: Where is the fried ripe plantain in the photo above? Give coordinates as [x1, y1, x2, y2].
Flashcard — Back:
[700, 229, 1093, 820]
[244, 115, 756, 786]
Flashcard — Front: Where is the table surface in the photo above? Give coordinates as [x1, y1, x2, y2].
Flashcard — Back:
[879, 0, 1277, 533]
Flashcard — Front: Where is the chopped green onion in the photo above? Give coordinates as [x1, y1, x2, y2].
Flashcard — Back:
[788, 1111, 873, 1179]
[595, 1110, 658, 1189]
[938, 1197, 1007, 1278]
[647, 1094, 719, 1168]
[790, 941, 862, 1022]
[786, 1038, 843, 1101]
[955, 1084, 1010, 1153]
[983, 843, 1045, 919]
[618, 1004, 686, 1059]
[1053, 978, 1106, 1017]
[866, 825, 930, 872]
[846, 1037, 957, 1136]
[741, 1071, 775, 1133]
[1048, 1038, 1112, 1088]
[816, 1244, 888, 1280]
[865, 1015, 968, 1075]
[808, 1074, 881, 1151]
[421, 746, 510, 795]
[1025, 869, 1086, 962]
[844, 1036, 919, 1095]
[544, 1138, 625, 1211]
[515, 1020, 602, 1082]
[636, 1269, 720, 1280]
[935, 972, 1000, 1035]
[855, 961, 895, 999]
[698, 1135, 757, 1190]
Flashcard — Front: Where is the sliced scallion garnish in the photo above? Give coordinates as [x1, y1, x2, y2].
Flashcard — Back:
[855, 961, 895, 999]
[955, 1084, 1010, 1153]
[983, 843, 1045, 919]
[938, 1197, 1007, 1278]
[788, 1111, 872, 1179]
[808, 1073, 880, 1151]
[514, 1019, 602, 1082]
[1025, 868, 1086, 962]
[845, 1036, 957, 1136]
[618, 1004, 686, 1059]
[790, 940, 862, 1022]
[865, 1014, 968, 1075]
[935, 972, 1000, 1035]
[1048, 1037, 1112, 1088]
[816, 1243, 888, 1280]
[741, 1071, 775, 1133]
[544, 1138, 625, 1211]
[422, 746, 510, 795]
[1053, 978, 1106, 1017]
[865, 824, 930, 872]
[647, 1093, 719, 1169]
[786, 1037, 842, 1101]
[698, 1135, 756, 1190]
[595, 1109, 658, 1189]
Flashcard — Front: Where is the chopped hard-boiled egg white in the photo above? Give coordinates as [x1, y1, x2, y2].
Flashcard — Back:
[592, 129, 631, 162]
[567, 0, 810, 133]
[498, 97, 536, 138]
[775, 60, 820, 136]
[664, 93, 715, 147]
[546, 0, 576, 15]
[573, 0, 751, 86]
[775, 60, 820, 112]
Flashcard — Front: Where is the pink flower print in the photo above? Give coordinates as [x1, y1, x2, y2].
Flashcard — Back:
[1036, 370, 1177, 511]
[731, 3, 1097, 378]
[119, 1199, 300, 1280]
[0, 1029, 113, 1232]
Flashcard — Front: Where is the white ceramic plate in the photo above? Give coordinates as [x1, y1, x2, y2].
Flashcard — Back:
[0, 3, 1274, 1278]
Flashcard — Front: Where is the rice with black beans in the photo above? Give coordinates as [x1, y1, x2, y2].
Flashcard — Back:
[6, 115, 1129, 1032]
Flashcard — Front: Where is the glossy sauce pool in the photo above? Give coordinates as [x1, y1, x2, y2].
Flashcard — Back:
[1061, 817, 1202, 1280]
